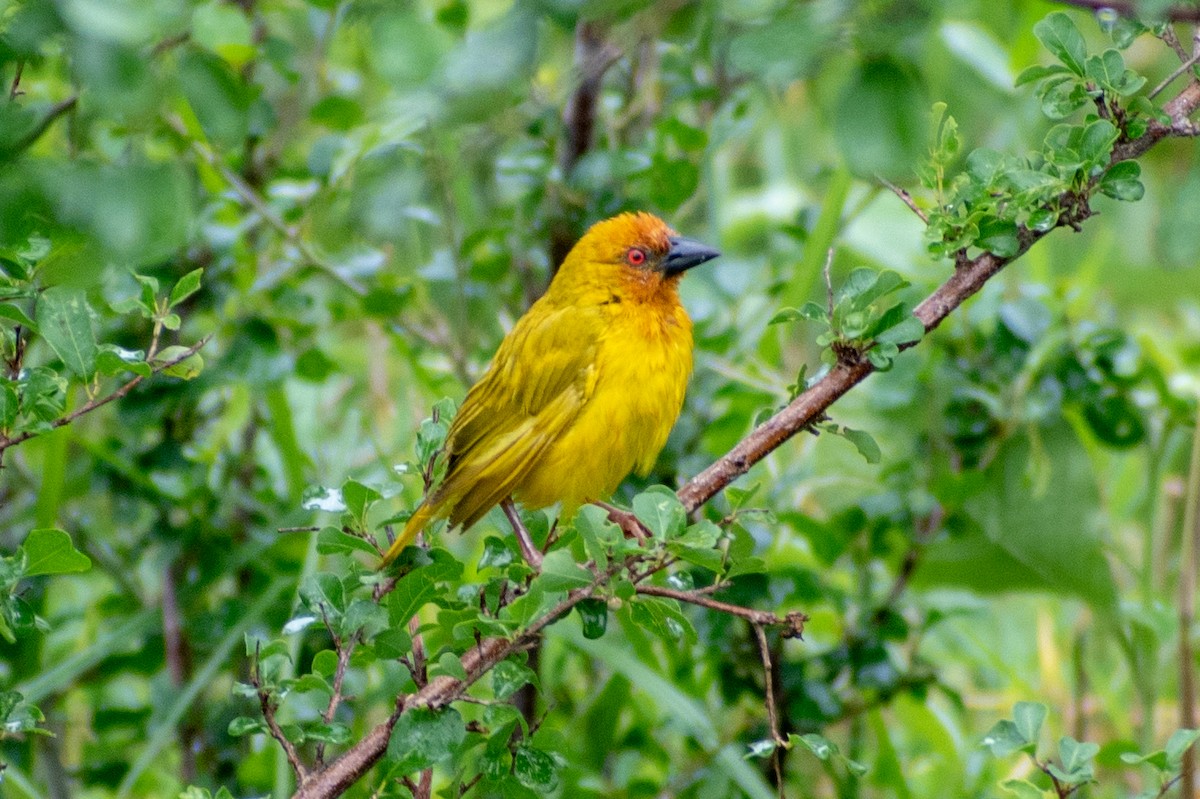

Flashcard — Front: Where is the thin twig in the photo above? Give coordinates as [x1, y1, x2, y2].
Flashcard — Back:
[254, 654, 309, 783]
[161, 560, 196, 782]
[751, 624, 785, 796]
[823, 248, 835, 320]
[151, 32, 191, 57]
[636, 584, 807, 636]
[163, 114, 365, 296]
[878, 176, 930, 223]
[9, 61, 24, 100]
[316, 632, 359, 766]
[1150, 50, 1200, 98]
[1161, 23, 1191, 62]
[0, 335, 211, 454]
[502, 499, 543, 569]
[3, 95, 78, 156]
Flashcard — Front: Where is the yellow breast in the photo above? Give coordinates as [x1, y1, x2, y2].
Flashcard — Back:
[514, 292, 693, 510]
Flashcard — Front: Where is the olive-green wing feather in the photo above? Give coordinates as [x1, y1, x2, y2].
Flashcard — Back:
[432, 300, 602, 529]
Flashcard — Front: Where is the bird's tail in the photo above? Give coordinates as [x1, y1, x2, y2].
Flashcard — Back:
[380, 503, 435, 567]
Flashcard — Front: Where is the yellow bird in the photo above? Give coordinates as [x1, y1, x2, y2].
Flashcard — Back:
[381, 212, 720, 565]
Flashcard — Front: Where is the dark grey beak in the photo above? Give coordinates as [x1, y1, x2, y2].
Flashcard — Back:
[665, 235, 720, 276]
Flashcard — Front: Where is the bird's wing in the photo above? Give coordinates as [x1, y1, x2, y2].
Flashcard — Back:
[434, 301, 601, 528]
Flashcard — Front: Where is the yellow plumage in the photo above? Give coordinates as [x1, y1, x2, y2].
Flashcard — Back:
[381, 212, 719, 565]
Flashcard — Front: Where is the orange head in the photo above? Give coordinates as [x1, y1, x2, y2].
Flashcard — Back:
[553, 212, 720, 295]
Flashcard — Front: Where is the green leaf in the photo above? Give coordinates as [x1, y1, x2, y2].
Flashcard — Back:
[1033, 12, 1088, 76]
[573, 504, 619, 569]
[0, 381, 17, 429]
[21, 528, 92, 577]
[316, 527, 379, 556]
[387, 571, 440, 626]
[35, 286, 97, 379]
[1040, 79, 1089, 119]
[0, 302, 37, 330]
[310, 95, 365, 131]
[178, 51, 252, 148]
[1054, 735, 1098, 783]
[1014, 702, 1048, 745]
[575, 598, 608, 639]
[1165, 728, 1200, 769]
[153, 345, 205, 380]
[299, 572, 347, 616]
[168, 268, 203, 309]
[513, 745, 559, 792]
[491, 659, 537, 700]
[341, 479, 381, 529]
[227, 716, 266, 736]
[192, 1, 255, 68]
[95, 345, 151, 378]
[631, 486, 686, 539]
[977, 217, 1020, 257]
[627, 596, 696, 644]
[982, 719, 1034, 758]
[1015, 63, 1070, 86]
[1000, 778, 1048, 799]
[538, 550, 594, 592]
[839, 427, 882, 464]
[1120, 748, 1170, 770]
[387, 706, 466, 774]
[795, 732, 834, 760]
[478, 535, 514, 570]
[1099, 160, 1144, 201]
[769, 306, 803, 325]
[1078, 119, 1118, 169]
[745, 739, 778, 759]
[875, 314, 925, 347]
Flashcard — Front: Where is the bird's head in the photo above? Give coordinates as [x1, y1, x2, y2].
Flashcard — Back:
[555, 212, 721, 294]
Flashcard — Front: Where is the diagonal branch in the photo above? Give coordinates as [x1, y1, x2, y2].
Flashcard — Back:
[0, 335, 211, 455]
[636, 583, 806, 635]
[678, 81, 1200, 513]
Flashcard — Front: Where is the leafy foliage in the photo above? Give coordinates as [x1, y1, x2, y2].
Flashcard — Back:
[0, 2, 1198, 799]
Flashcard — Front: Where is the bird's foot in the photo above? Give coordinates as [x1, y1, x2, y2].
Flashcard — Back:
[501, 499, 543, 570]
[594, 500, 651, 544]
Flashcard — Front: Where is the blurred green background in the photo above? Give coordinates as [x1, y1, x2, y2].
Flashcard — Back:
[2, 0, 1200, 797]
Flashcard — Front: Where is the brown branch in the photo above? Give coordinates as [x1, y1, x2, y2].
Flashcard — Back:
[549, 21, 622, 272]
[9, 61, 24, 100]
[561, 21, 621, 176]
[878, 177, 929, 223]
[502, 499, 543, 569]
[254, 655, 308, 783]
[1150, 50, 1200, 98]
[0, 334, 211, 454]
[294, 559, 629, 799]
[636, 584, 807, 636]
[751, 624, 785, 796]
[162, 561, 196, 782]
[316, 632, 358, 766]
[1053, 0, 1200, 21]
[680, 82, 1200, 515]
[3, 95, 78, 157]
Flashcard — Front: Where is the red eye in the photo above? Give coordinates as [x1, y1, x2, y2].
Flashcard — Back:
[626, 247, 647, 266]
